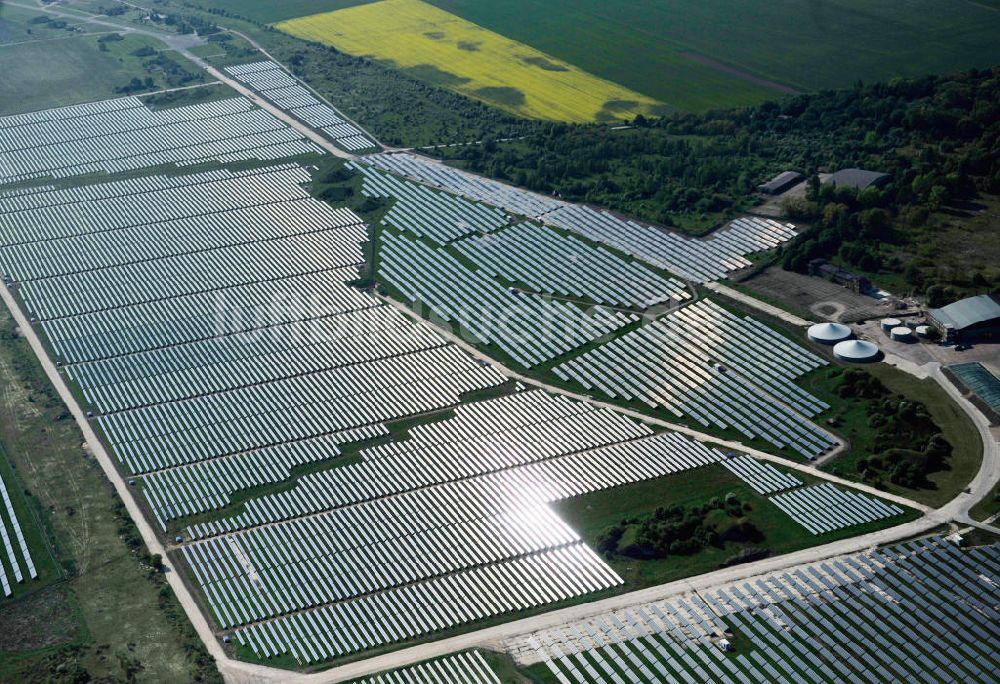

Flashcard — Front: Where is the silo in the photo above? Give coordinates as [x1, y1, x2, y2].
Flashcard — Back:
[881, 318, 902, 333]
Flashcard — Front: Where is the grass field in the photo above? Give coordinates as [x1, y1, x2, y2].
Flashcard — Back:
[811, 362, 982, 509]
[970, 480, 1000, 523]
[0, 5, 205, 116]
[276, 0, 668, 122]
[427, 0, 1000, 111]
[0, 442, 60, 601]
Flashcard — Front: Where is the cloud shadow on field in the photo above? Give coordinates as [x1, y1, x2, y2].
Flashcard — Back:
[457, 40, 481, 52]
[595, 99, 639, 122]
[423, 31, 445, 40]
[401, 63, 471, 87]
[521, 55, 569, 72]
[473, 86, 526, 108]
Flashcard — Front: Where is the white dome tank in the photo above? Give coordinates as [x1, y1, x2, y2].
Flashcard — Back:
[807, 322, 852, 345]
[833, 339, 880, 362]
[881, 318, 902, 333]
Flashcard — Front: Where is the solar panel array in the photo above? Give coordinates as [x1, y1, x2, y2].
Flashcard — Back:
[553, 299, 835, 458]
[770, 483, 905, 534]
[350, 651, 501, 684]
[363, 152, 563, 217]
[225, 61, 377, 152]
[347, 161, 509, 243]
[545, 209, 798, 283]
[521, 537, 1000, 683]
[183, 391, 725, 538]
[169, 391, 728, 663]
[0, 472, 37, 597]
[719, 455, 803, 495]
[0, 96, 324, 184]
[380, 230, 639, 368]
[361, 154, 798, 282]
[453, 222, 690, 309]
[0, 164, 506, 531]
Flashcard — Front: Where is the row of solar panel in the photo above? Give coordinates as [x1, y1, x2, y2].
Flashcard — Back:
[0, 471, 37, 597]
[0, 96, 323, 184]
[361, 153, 798, 283]
[379, 230, 638, 368]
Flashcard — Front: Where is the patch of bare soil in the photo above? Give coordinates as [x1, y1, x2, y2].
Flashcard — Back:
[0, 585, 81, 652]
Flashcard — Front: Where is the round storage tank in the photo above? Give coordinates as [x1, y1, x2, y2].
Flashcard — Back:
[881, 318, 902, 333]
[891, 326, 914, 342]
[915, 325, 931, 338]
[808, 322, 852, 345]
[833, 340, 880, 363]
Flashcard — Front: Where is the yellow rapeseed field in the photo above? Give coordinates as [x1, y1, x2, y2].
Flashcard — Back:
[276, 0, 664, 123]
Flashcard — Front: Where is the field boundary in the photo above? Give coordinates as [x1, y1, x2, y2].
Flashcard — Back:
[679, 51, 800, 95]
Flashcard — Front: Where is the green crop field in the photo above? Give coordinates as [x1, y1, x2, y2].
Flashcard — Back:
[426, 0, 1000, 111]
[191, 0, 376, 24]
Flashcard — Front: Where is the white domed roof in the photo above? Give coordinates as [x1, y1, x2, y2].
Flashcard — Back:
[807, 322, 852, 344]
[833, 339, 880, 362]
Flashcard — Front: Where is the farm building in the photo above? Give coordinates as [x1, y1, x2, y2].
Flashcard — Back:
[757, 171, 803, 195]
[808, 259, 872, 294]
[927, 294, 1000, 343]
[825, 168, 890, 191]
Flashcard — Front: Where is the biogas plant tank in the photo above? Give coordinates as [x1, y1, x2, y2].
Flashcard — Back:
[833, 339, 880, 362]
[807, 322, 852, 345]
[890, 326, 914, 342]
[880, 318, 902, 333]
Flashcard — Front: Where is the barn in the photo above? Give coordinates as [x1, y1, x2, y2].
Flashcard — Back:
[928, 294, 1000, 344]
[758, 171, 803, 195]
[825, 168, 890, 191]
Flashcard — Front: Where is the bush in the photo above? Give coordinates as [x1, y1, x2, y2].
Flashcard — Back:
[596, 525, 624, 556]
